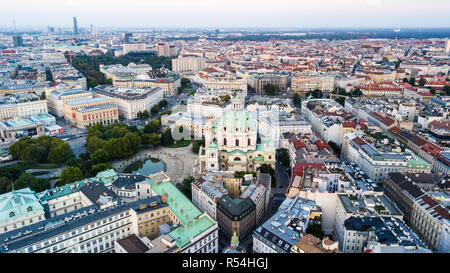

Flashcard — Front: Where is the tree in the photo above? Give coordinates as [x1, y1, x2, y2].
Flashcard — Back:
[292, 93, 302, 108]
[59, 167, 84, 186]
[192, 138, 205, 153]
[89, 163, 115, 177]
[40, 92, 46, 100]
[140, 110, 150, 120]
[176, 176, 194, 199]
[90, 149, 110, 165]
[444, 85, 450, 96]
[144, 119, 161, 133]
[263, 84, 280, 96]
[277, 149, 290, 168]
[257, 164, 276, 187]
[219, 95, 231, 103]
[350, 88, 363, 97]
[430, 88, 437, 95]
[158, 99, 168, 109]
[161, 129, 175, 147]
[309, 89, 323, 99]
[402, 78, 409, 83]
[409, 77, 416, 86]
[0, 177, 10, 194]
[105, 78, 113, 85]
[47, 143, 74, 165]
[181, 78, 191, 89]
[151, 104, 160, 115]
[141, 133, 161, 147]
[306, 224, 325, 240]
[418, 77, 426, 86]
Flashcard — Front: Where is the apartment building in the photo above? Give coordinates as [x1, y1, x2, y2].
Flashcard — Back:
[129, 196, 171, 239]
[342, 216, 429, 253]
[383, 172, 449, 252]
[172, 55, 206, 72]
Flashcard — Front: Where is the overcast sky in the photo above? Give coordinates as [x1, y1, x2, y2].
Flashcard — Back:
[1, 0, 449, 29]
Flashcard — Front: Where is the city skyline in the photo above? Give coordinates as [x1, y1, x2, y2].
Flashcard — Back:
[1, 0, 450, 29]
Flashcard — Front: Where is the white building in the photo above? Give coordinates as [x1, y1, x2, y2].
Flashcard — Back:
[92, 85, 163, 120]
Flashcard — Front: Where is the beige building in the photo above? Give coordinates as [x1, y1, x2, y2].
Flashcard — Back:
[248, 74, 289, 94]
[63, 97, 118, 128]
[0, 99, 47, 120]
[291, 74, 335, 93]
[47, 89, 93, 117]
[172, 55, 206, 72]
[113, 77, 180, 97]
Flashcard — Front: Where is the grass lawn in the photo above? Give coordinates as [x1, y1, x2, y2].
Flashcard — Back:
[164, 140, 192, 148]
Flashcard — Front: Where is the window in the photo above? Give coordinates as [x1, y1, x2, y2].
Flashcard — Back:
[235, 139, 239, 146]
[9, 212, 15, 217]
[27, 206, 33, 212]
[223, 138, 227, 146]
[248, 138, 251, 145]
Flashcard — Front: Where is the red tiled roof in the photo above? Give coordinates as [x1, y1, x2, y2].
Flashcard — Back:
[421, 142, 444, 157]
[294, 162, 325, 177]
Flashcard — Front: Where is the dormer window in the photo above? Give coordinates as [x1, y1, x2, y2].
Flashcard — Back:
[27, 206, 33, 212]
[9, 212, 15, 217]
[223, 127, 226, 131]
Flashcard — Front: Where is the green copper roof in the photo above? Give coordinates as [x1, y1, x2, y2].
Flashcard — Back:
[37, 180, 86, 202]
[148, 179, 216, 249]
[407, 156, 432, 169]
[168, 214, 216, 249]
[148, 179, 201, 225]
[208, 143, 218, 150]
[95, 169, 119, 184]
[228, 150, 247, 155]
[0, 188, 44, 222]
[218, 109, 256, 133]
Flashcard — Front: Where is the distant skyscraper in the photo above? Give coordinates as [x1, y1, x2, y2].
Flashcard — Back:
[12, 35, 23, 47]
[73, 17, 79, 35]
[90, 24, 93, 34]
[124, 32, 132, 43]
[446, 38, 450, 53]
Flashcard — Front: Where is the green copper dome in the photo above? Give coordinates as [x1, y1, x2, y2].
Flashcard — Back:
[218, 109, 256, 132]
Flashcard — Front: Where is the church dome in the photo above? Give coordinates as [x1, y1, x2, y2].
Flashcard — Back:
[218, 109, 256, 133]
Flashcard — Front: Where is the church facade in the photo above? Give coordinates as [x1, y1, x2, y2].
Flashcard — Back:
[198, 96, 276, 173]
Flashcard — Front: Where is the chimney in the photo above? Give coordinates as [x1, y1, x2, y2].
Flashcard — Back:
[161, 193, 168, 204]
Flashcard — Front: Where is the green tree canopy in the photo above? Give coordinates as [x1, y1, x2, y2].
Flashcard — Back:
[263, 84, 280, 96]
[292, 93, 302, 108]
[59, 166, 84, 186]
[90, 149, 110, 165]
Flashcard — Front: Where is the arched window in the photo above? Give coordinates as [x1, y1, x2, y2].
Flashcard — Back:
[223, 138, 227, 146]
[27, 206, 33, 212]
[234, 157, 241, 161]
[235, 139, 239, 146]
[235, 127, 239, 132]
[223, 127, 226, 131]
[248, 138, 251, 145]
[9, 212, 15, 217]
